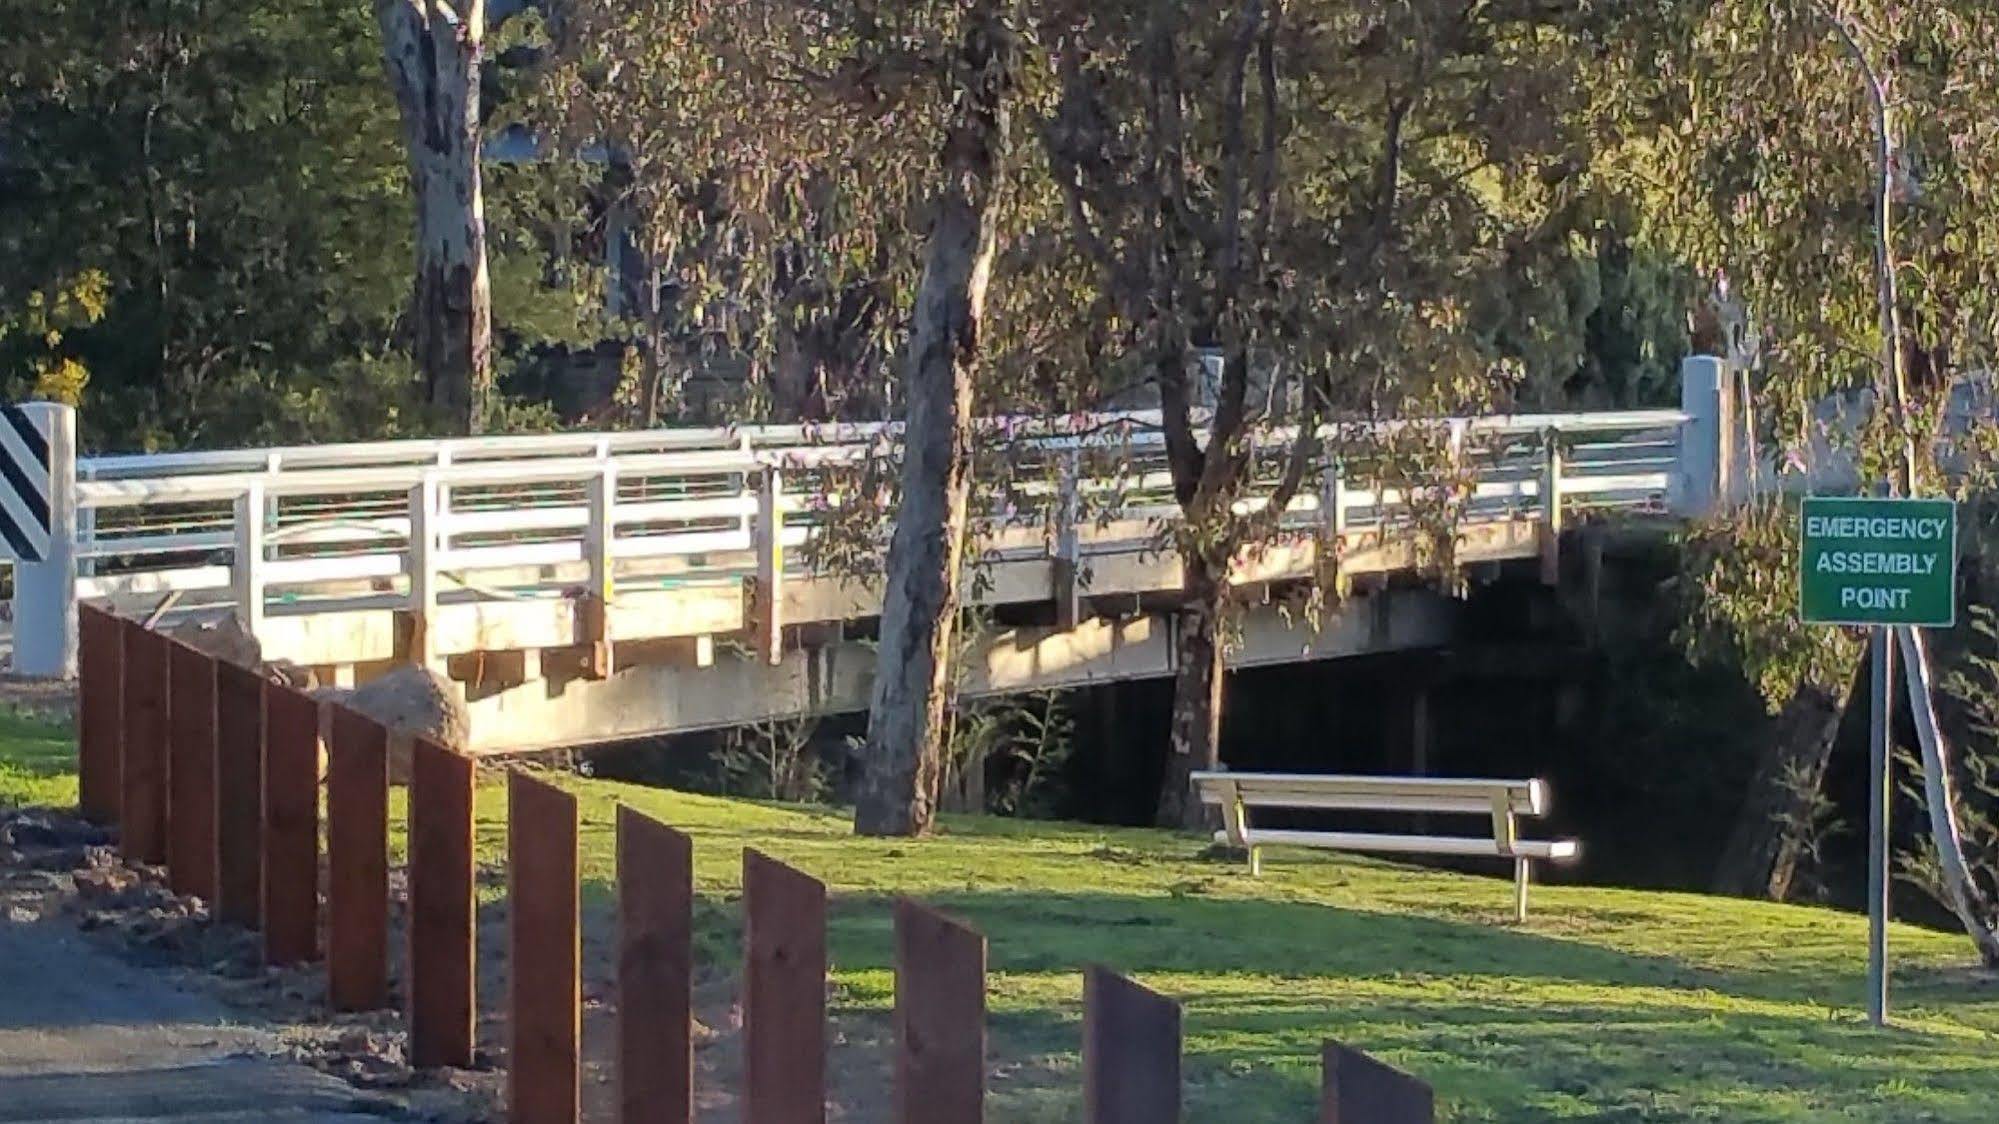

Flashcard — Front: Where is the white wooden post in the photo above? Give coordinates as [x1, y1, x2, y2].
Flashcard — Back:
[1539, 429, 1564, 587]
[582, 462, 618, 679]
[1053, 448, 1082, 629]
[404, 474, 439, 668]
[1317, 461, 1349, 598]
[232, 482, 267, 644]
[11, 403, 76, 678]
[752, 466, 783, 664]
[1676, 355, 1731, 516]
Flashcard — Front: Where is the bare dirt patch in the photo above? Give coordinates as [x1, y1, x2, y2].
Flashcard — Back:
[0, 804, 496, 1123]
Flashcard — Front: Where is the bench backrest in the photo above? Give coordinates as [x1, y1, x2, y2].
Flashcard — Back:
[1191, 771, 1547, 818]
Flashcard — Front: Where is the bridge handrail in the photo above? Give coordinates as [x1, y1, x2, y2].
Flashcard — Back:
[70, 406, 1679, 486]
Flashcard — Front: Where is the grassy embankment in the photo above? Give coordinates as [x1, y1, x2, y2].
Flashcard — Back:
[5, 714, 1996, 1121]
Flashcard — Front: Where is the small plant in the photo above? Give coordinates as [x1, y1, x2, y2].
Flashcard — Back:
[1772, 758, 1845, 903]
[989, 691, 1075, 818]
[715, 713, 828, 804]
[938, 690, 1075, 818]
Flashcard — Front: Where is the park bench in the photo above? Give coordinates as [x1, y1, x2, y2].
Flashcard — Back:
[1190, 770, 1580, 921]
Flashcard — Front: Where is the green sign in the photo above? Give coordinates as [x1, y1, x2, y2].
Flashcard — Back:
[1800, 497, 1956, 626]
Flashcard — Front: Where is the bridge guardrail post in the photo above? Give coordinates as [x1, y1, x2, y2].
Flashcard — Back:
[402, 473, 440, 668]
[1676, 355, 1730, 516]
[1539, 428, 1564, 587]
[1318, 461, 1349, 599]
[583, 462, 618, 679]
[753, 466, 784, 664]
[11, 401, 77, 678]
[1053, 449, 1082, 629]
[232, 482, 267, 644]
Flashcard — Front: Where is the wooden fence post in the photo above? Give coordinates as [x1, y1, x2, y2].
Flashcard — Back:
[1319, 1042, 1434, 1124]
[213, 660, 265, 929]
[616, 806, 692, 1124]
[76, 605, 123, 825]
[409, 738, 476, 1069]
[894, 900, 986, 1124]
[1083, 966, 1180, 1124]
[509, 772, 580, 1124]
[743, 849, 826, 1124]
[118, 620, 169, 864]
[166, 641, 218, 901]
[327, 707, 390, 1011]
[262, 684, 321, 965]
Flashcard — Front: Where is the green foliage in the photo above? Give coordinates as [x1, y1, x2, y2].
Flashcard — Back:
[1682, 498, 1861, 709]
[0, 0, 412, 449]
[944, 689, 1075, 819]
[0, 0, 603, 452]
[714, 713, 830, 804]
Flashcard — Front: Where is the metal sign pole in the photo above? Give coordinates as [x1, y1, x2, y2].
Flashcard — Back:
[1866, 625, 1894, 1027]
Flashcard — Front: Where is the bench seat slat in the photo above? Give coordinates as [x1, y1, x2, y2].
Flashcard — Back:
[1221, 791, 1523, 816]
[1213, 829, 1578, 862]
[1190, 770, 1546, 815]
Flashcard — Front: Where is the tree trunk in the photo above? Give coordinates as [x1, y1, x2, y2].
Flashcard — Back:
[1897, 627, 1999, 967]
[852, 6, 1012, 838]
[1711, 660, 1860, 900]
[377, 0, 493, 436]
[1156, 555, 1227, 830]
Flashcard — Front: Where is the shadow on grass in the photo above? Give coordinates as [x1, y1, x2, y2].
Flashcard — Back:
[485, 859, 1999, 1123]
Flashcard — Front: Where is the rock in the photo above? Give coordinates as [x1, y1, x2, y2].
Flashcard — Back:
[167, 613, 263, 670]
[317, 665, 470, 782]
[0, 811, 111, 850]
[73, 866, 139, 900]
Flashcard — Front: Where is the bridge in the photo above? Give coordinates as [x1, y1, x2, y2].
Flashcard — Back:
[8, 358, 1736, 754]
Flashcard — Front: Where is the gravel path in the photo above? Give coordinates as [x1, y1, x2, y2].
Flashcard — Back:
[0, 916, 400, 1122]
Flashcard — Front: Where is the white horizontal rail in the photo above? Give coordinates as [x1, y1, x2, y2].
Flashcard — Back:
[67, 406, 1689, 652]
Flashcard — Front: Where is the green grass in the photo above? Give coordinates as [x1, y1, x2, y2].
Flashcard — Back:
[7, 719, 1998, 1120]
[527, 778, 1999, 1123]
[0, 711, 77, 809]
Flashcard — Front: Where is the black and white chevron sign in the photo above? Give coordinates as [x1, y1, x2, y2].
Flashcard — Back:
[0, 404, 53, 562]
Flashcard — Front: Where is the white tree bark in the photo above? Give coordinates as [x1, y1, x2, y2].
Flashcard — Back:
[853, 5, 1012, 837]
[377, 0, 493, 435]
[1898, 628, 1999, 964]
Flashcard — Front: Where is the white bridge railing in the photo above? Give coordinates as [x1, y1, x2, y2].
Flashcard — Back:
[10, 358, 1733, 678]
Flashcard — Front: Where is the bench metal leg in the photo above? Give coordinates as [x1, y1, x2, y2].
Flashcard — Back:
[1249, 846, 1263, 877]
[1514, 857, 1530, 922]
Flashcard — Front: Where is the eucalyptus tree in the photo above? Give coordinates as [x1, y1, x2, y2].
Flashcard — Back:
[1653, 1, 1999, 960]
[376, 0, 504, 433]
[550, 0, 1024, 836]
[1038, 0, 1620, 826]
